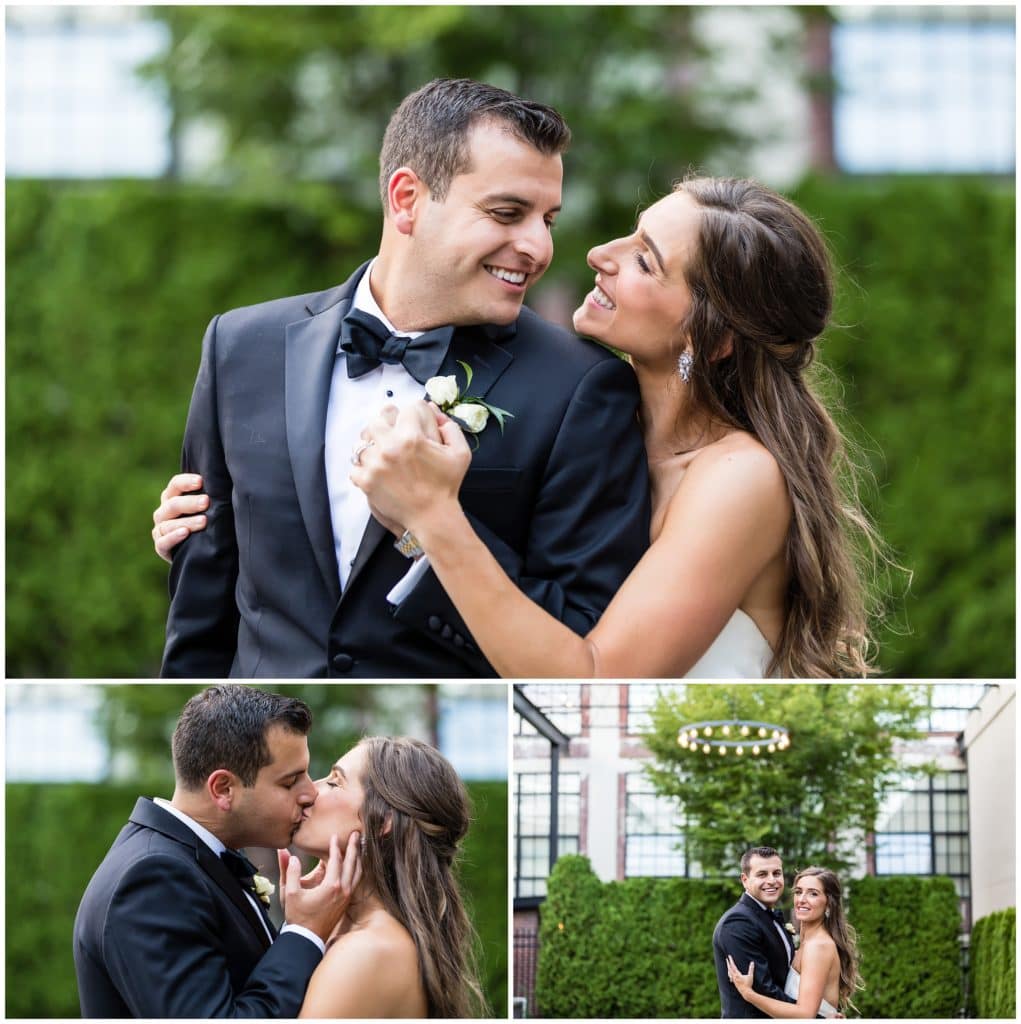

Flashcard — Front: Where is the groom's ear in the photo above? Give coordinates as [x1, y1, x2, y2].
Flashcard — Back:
[386, 167, 425, 236]
[207, 768, 237, 810]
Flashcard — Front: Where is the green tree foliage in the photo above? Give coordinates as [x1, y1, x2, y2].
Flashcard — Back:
[968, 906, 1015, 1018]
[140, 6, 757, 248]
[6, 779, 507, 1017]
[849, 875, 963, 1017]
[643, 684, 929, 875]
[95, 682, 434, 784]
[536, 856, 963, 1018]
[6, 175, 1013, 676]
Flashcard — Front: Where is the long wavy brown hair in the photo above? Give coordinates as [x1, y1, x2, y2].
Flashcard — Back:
[675, 175, 890, 676]
[793, 867, 864, 1011]
[356, 736, 486, 1018]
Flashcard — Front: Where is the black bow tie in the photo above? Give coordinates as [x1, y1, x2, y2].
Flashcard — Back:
[340, 308, 454, 384]
[220, 848, 258, 892]
[768, 907, 786, 925]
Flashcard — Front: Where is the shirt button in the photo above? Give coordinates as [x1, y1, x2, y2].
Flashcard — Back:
[385, 389, 394, 398]
[331, 652, 354, 673]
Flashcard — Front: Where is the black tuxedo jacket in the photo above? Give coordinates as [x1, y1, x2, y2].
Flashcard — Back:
[162, 262, 650, 677]
[712, 893, 797, 1019]
[73, 798, 320, 1018]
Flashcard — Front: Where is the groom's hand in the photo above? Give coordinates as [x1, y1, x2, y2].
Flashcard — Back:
[279, 832, 362, 942]
[152, 473, 210, 561]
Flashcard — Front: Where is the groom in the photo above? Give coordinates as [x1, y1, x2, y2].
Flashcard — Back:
[158, 77, 650, 678]
[73, 685, 361, 1018]
[712, 846, 799, 1018]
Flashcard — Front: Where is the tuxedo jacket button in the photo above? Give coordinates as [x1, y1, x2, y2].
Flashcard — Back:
[332, 652, 354, 672]
[428, 615, 442, 632]
[453, 633, 465, 648]
[440, 624, 453, 640]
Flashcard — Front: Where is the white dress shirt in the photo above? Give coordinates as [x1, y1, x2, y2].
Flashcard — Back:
[153, 798, 323, 954]
[325, 260, 430, 591]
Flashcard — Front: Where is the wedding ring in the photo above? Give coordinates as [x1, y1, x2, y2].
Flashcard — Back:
[351, 439, 375, 466]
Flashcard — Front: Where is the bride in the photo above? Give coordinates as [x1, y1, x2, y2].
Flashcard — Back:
[726, 867, 863, 1018]
[289, 736, 485, 1018]
[153, 177, 884, 677]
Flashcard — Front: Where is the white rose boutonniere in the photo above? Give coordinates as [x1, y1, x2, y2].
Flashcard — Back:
[252, 874, 276, 906]
[425, 361, 513, 442]
[450, 402, 489, 434]
[424, 373, 459, 407]
[785, 921, 800, 949]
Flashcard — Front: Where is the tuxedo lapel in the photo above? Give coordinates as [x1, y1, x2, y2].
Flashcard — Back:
[441, 323, 515, 401]
[739, 893, 789, 971]
[128, 799, 273, 952]
[194, 844, 274, 952]
[284, 297, 354, 606]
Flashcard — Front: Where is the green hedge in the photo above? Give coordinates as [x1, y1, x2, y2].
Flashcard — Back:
[536, 856, 963, 1018]
[537, 856, 732, 1017]
[791, 177, 1015, 678]
[5, 780, 506, 1018]
[839, 874, 962, 1018]
[6, 181, 359, 677]
[6, 176, 1014, 676]
[968, 906, 1015, 1017]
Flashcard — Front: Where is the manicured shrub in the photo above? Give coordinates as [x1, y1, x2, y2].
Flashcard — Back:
[848, 874, 963, 1017]
[968, 906, 1015, 1018]
[5, 780, 506, 1017]
[537, 855, 738, 1018]
[536, 857, 964, 1018]
[792, 177, 1015, 678]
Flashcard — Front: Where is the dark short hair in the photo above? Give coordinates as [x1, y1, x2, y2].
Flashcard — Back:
[741, 846, 781, 874]
[172, 685, 312, 789]
[378, 77, 571, 208]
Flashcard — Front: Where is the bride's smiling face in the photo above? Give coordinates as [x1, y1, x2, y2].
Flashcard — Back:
[572, 191, 701, 368]
[291, 744, 368, 858]
[792, 875, 828, 924]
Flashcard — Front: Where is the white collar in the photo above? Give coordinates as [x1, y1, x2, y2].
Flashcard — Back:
[154, 797, 227, 856]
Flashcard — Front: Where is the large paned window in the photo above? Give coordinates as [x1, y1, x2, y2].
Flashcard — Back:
[624, 771, 692, 877]
[514, 771, 580, 899]
[874, 770, 971, 924]
[832, 16, 1014, 174]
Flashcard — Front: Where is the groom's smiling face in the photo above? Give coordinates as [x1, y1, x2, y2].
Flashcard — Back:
[741, 853, 785, 907]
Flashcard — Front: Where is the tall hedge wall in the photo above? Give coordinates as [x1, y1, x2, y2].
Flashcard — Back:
[968, 906, 1015, 1018]
[536, 856, 963, 1018]
[5, 780, 507, 1018]
[6, 177, 1014, 676]
[848, 874, 963, 1017]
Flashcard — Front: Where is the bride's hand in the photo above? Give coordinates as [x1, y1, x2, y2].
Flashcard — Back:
[351, 401, 472, 537]
[276, 833, 362, 916]
[726, 954, 755, 998]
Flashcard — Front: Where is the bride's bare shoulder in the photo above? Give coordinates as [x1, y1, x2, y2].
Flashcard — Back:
[667, 430, 789, 525]
[300, 913, 422, 1017]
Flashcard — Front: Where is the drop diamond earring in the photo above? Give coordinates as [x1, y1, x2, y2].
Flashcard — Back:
[678, 350, 693, 383]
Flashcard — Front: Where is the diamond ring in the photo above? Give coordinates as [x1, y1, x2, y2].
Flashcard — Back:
[351, 439, 375, 466]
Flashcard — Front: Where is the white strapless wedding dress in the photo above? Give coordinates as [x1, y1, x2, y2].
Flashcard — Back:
[784, 967, 839, 1018]
[684, 608, 774, 678]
